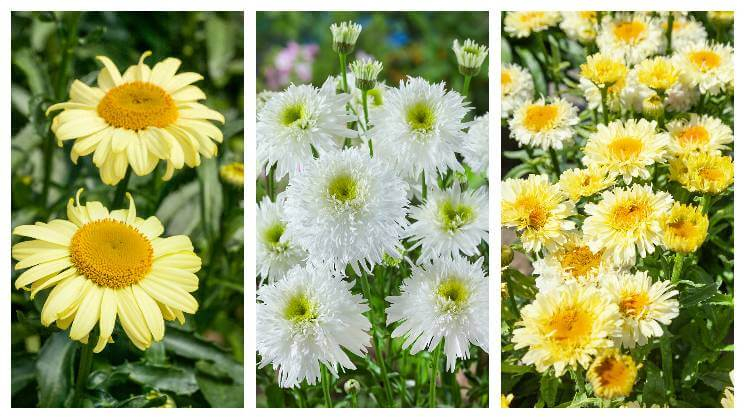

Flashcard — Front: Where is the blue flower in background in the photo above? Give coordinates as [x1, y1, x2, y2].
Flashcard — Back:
[389, 30, 409, 47]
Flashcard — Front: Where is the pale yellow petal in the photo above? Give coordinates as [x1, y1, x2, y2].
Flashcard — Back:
[53, 116, 109, 141]
[69, 285, 103, 340]
[154, 253, 202, 272]
[149, 57, 181, 86]
[111, 128, 138, 153]
[94, 288, 118, 353]
[116, 287, 151, 349]
[139, 277, 198, 313]
[136, 216, 164, 239]
[71, 127, 113, 161]
[92, 131, 113, 167]
[30, 267, 78, 299]
[40, 275, 85, 326]
[148, 267, 199, 292]
[163, 72, 203, 93]
[96, 56, 123, 89]
[12, 239, 67, 261]
[171, 85, 206, 102]
[178, 104, 225, 123]
[12, 223, 73, 246]
[14, 248, 69, 270]
[132, 285, 165, 341]
[70, 80, 105, 104]
[152, 235, 194, 258]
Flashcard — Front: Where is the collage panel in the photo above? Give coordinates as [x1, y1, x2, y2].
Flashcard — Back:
[255, 10, 489, 408]
[500, 11, 734, 408]
[10, 11, 245, 408]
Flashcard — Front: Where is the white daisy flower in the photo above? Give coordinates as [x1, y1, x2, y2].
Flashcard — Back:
[509, 97, 579, 150]
[674, 41, 734, 95]
[503, 12, 561, 38]
[596, 13, 664, 65]
[406, 185, 488, 264]
[462, 113, 489, 174]
[257, 77, 357, 180]
[560, 12, 599, 44]
[283, 147, 408, 273]
[386, 256, 488, 372]
[369, 76, 470, 180]
[601, 270, 679, 348]
[256, 196, 307, 283]
[501, 64, 534, 118]
[257, 264, 371, 388]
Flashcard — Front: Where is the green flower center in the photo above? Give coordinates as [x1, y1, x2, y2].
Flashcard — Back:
[263, 222, 288, 253]
[436, 277, 470, 311]
[406, 101, 436, 132]
[463, 46, 482, 56]
[328, 173, 358, 203]
[439, 200, 475, 232]
[283, 293, 318, 324]
[369, 88, 384, 106]
[281, 103, 307, 127]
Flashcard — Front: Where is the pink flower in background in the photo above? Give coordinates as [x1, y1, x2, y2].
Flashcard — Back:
[264, 41, 319, 89]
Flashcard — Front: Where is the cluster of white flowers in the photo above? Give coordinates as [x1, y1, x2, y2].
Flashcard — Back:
[256, 22, 489, 389]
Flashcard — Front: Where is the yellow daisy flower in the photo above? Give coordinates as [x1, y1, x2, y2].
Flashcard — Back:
[674, 41, 734, 95]
[501, 393, 514, 408]
[558, 165, 616, 202]
[582, 119, 669, 184]
[509, 97, 579, 150]
[669, 152, 734, 194]
[47, 51, 225, 185]
[220, 162, 245, 187]
[501, 174, 576, 253]
[579, 53, 628, 89]
[586, 349, 639, 399]
[661, 202, 709, 253]
[596, 13, 664, 65]
[583, 184, 673, 265]
[601, 271, 679, 348]
[533, 231, 614, 293]
[512, 284, 621, 376]
[11, 190, 201, 352]
[503, 12, 561, 38]
[666, 114, 733, 156]
[635, 56, 681, 93]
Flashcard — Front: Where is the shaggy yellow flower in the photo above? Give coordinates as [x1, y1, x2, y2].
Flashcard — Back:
[503, 12, 561, 38]
[509, 98, 579, 150]
[501, 393, 514, 408]
[558, 166, 616, 202]
[675, 41, 734, 95]
[11, 190, 201, 352]
[635, 56, 681, 93]
[559, 12, 598, 44]
[579, 53, 628, 88]
[661, 202, 709, 253]
[583, 184, 673, 265]
[582, 119, 669, 184]
[511, 284, 621, 376]
[47, 52, 225, 185]
[669, 152, 734, 194]
[220, 162, 245, 187]
[533, 231, 614, 293]
[586, 349, 639, 399]
[666, 114, 733, 156]
[601, 271, 679, 348]
[596, 13, 664, 64]
[501, 64, 535, 118]
[501, 174, 576, 253]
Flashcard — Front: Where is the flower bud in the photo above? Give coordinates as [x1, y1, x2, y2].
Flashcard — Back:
[501, 245, 514, 267]
[330, 21, 362, 55]
[344, 378, 361, 395]
[350, 58, 383, 91]
[452, 39, 488, 77]
[642, 94, 664, 121]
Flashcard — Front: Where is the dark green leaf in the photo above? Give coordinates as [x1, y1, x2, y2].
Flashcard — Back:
[35, 332, 76, 407]
[123, 362, 199, 395]
[12, 356, 36, 397]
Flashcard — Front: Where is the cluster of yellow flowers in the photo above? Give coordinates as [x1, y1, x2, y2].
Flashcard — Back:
[501, 11, 733, 405]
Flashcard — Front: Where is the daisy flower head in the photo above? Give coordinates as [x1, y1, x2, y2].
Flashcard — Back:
[664, 15, 708, 52]
[12, 189, 201, 352]
[601, 270, 679, 348]
[501, 174, 576, 253]
[533, 231, 614, 293]
[580, 72, 627, 112]
[583, 184, 673, 266]
[349, 58, 383, 91]
[282, 147, 408, 274]
[257, 77, 357, 180]
[219, 162, 244, 187]
[582, 119, 669, 184]
[666, 114, 733, 156]
[406, 184, 488, 264]
[386, 255, 488, 372]
[661, 202, 709, 254]
[560, 12, 599, 44]
[501, 64, 535, 118]
[621, 56, 699, 113]
[461, 113, 489, 174]
[452, 38, 488, 77]
[256, 196, 307, 283]
[509, 97, 579, 151]
[579, 52, 628, 89]
[369, 76, 469, 179]
[47, 52, 225, 186]
[674, 41, 734, 95]
[586, 349, 639, 399]
[669, 152, 734, 194]
[503, 12, 561, 39]
[558, 165, 616, 203]
[596, 12, 665, 65]
[511, 284, 621, 376]
[329, 21, 362, 55]
[256, 264, 371, 388]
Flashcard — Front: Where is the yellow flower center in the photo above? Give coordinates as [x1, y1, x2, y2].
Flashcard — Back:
[515, 196, 549, 229]
[436, 277, 470, 312]
[69, 219, 153, 289]
[520, 12, 545, 23]
[608, 136, 643, 160]
[522, 104, 559, 132]
[619, 292, 650, 317]
[677, 125, 710, 147]
[548, 307, 592, 344]
[580, 11, 597, 21]
[593, 355, 632, 387]
[613, 20, 646, 44]
[667, 219, 696, 239]
[97, 81, 178, 131]
[501, 69, 512, 89]
[689, 50, 721, 71]
[609, 200, 651, 231]
[560, 245, 602, 278]
[698, 166, 724, 182]
[283, 293, 318, 324]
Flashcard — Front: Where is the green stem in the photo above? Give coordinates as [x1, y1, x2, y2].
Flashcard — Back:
[72, 335, 95, 407]
[361, 89, 373, 157]
[321, 366, 333, 408]
[266, 163, 276, 201]
[660, 332, 674, 398]
[110, 167, 132, 209]
[420, 170, 428, 202]
[293, 387, 307, 408]
[600, 86, 610, 124]
[572, 365, 586, 395]
[429, 340, 443, 408]
[360, 272, 394, 407]
[504, 270, 522, 320]
[350, 392, 358, 408]
[462, 75, 472, 99]
[671, 252, 684, 284]
[700, 194, 712, 215]
[338, 53, 349, 93]
[548, 148, 562, 179]
[665, 12, 674, 55]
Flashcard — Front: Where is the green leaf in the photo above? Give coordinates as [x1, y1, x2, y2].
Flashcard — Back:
[12, 356, 36, 397]
[678, 280, 718, 308]
[642, 364, 667, 406]
[539, 372, 560, 407]
[35, 332, 76, 407]
[196, 370, 244, 407]
[197, 157, 224, 243]
[501, 36, 513, 63]
[12, 49, 51, 96]
[123, 362, 199, 395]
[205, 14, 236, 87]
[116, 393, 168, 408]
[162, 329, 243, 383]
[515, 47, 546, 97]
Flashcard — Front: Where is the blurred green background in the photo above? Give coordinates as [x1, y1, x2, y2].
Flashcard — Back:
[11, 11, 244, 407]
[256, 11, 489, 116]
